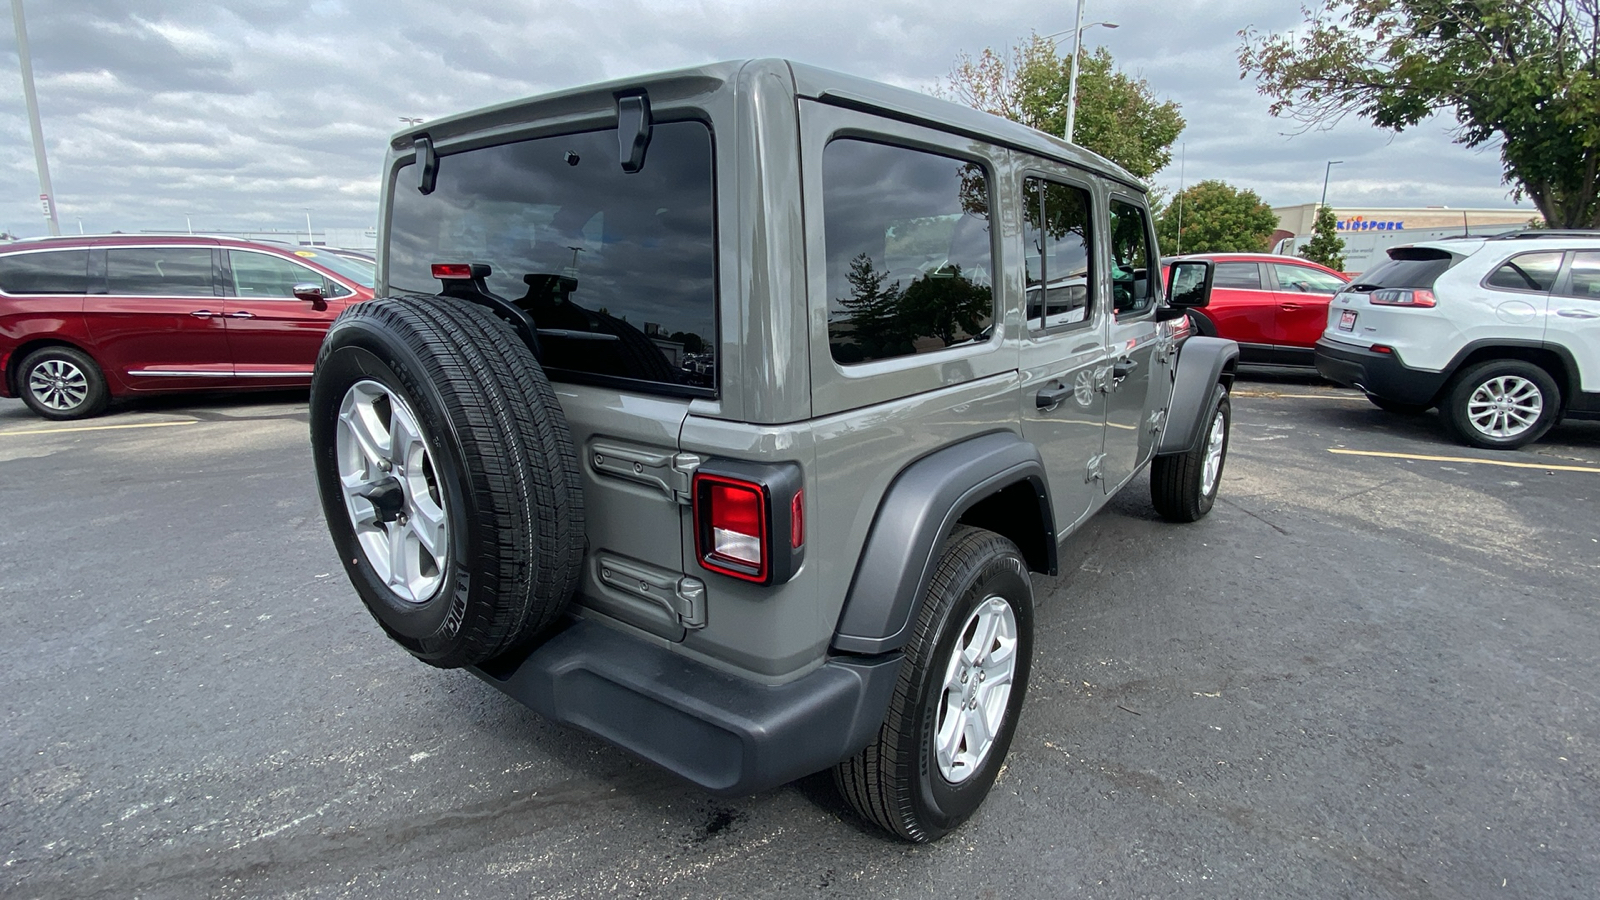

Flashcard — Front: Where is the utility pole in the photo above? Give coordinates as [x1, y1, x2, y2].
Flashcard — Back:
[1175, 142, 1186, 256]
[11, 0, 60, 236]
[1064, 0, 1085, 141]
[1320, 160, 1343, 209]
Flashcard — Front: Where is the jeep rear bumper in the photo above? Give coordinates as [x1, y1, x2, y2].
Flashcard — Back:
[1315, 339, 1448, 406]
[470, 619, 902, 796]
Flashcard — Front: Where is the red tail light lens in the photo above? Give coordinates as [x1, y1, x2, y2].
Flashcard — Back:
[695, 474, 768, 582]
[431, 263, 475, 280]
[790, 490, 804, 549]
[1369, 288, 1436, 308]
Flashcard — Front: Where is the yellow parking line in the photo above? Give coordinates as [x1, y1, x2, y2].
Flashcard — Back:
[1234, 391, 1361, 400]
[1328, 448, 1600, 473]
[0, 419, 198, 437]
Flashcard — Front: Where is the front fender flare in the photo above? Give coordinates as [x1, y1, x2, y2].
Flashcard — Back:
[1157, 336, 1238, 457]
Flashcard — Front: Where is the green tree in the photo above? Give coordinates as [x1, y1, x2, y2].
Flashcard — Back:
[1298, 205, 1348, 270]
[941, 33, 1185, 179]
[1239, 1, 1600, 228]
[1155, 180, 1280, 253]
[831, 253, 905, 363]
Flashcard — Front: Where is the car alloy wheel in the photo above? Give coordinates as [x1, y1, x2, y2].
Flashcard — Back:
[28, 357, 90, 412]
[1200, 405, 1226, 496]
[336, 379, 450, 603]
[933, 594, 1019, 784]
[1465, 374, 1543, 439]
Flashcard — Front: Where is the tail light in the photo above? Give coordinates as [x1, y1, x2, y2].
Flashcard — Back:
[692, 461, 804, 584]
[1369, 288, 1436, 308]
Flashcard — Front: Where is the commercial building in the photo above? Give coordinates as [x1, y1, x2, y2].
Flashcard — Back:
[1269, 204, 1536, 273]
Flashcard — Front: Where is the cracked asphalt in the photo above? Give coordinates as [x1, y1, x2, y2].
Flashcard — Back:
[2, 376, 1597, 899]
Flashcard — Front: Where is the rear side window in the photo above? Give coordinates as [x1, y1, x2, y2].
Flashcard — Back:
[1485, 251, 1563, 293]
[106, 248, 214, 297]
[822, 139, 994, 365]
[0, 250, 88, 294]
[389, 121, 717, 396]
[1213, 262, 1262, 289]
[1566, 251, 1600, 299]
[1023, 177, 1093, 330]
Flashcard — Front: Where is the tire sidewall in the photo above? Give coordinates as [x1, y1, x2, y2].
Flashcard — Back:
[911, 544, 1034, 834]
[1194, 387, 1230, 516]
[310, 322, 478, 654]
[1448, 361, 1559, 450]
[18, 347, 107, 420]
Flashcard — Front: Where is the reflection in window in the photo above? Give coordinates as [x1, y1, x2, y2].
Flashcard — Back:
[1271, 263, 1346, 294]
[822, 139, 994, 365]
[1108, 199, 1156, 315]
[388, 122, 717, 395]
[1213, 263, 1262, 290]
[1486, 252, 1563, 293]
[1023, 177, 1093, 330]
[0, 250, 89, 295]
[106, 248, 215, 296]
[1568, 251, 1600, 299]
[231, 251, 329, 298]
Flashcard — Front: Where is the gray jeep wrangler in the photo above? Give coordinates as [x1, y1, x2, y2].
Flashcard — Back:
[309, 59, 1236, 842]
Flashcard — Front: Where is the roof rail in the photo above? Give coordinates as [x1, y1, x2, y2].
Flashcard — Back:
[1484, 228, 1600, 240]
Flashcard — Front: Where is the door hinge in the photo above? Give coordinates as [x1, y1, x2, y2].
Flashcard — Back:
[674, 576, 707, 629]
[1085, 453, 1106, 484]
[671, 453, 702, 505]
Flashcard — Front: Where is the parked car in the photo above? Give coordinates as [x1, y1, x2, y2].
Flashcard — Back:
[1316, 231, 1600, 449]
[307, 58, 1238, 843]
[0, 235, 375, 419]
[1162, 252, 1350, 366]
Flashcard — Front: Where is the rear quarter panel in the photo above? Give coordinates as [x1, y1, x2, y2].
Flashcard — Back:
[0, 294, 95, 396]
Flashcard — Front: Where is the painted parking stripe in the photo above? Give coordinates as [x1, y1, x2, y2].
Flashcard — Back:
[0, 419, 198, 437]
[1234, 390, 1362, 400]
[1328, 448, 1600, 473]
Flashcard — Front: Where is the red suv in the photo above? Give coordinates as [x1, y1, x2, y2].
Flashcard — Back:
[0, 235, 375, 419]
[1162, 252, 1349, 367]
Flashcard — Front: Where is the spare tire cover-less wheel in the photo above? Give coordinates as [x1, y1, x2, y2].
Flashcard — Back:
[309, 295, 585, 668]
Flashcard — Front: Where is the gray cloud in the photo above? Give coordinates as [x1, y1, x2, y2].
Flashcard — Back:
[0, 0, 1531, 239]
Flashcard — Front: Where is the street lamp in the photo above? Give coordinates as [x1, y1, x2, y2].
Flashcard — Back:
[1044, 3, 1118, 143]
[305, 209, 314, 246]
[1320, 160, 1344, 209]
[398, 116, 423, 127]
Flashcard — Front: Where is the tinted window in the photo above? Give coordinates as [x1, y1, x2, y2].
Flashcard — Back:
[1486, 251, 1563, 293]
[0, 250, 89, 294]
[106, 248, 214, 297]
[1108, 199, 1156, 315]
[389, 122, 717, 395]
[1272, 263, 1346, 293]
[1566, 251, 1600, 299]
[230, 251, 328, 298]
[1354, 255, 1455, 289]
[290, 249, 374, 288]
[1023, 177, 1093, 330]
[1213, 262, 1262, 289]
[822, 139, 994, 365]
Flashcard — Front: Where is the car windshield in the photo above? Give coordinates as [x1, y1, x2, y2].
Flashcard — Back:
[289, 249, 376, 288]
[387, 121, 717, 396]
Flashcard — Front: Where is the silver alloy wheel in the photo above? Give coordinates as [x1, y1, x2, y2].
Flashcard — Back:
[1200, 405, 1226, 495]
[1466, 375, 1543, 439]
[934, 595, 1019, 784]
[336, 380, 450, 603]
[28, 358, 89, 411]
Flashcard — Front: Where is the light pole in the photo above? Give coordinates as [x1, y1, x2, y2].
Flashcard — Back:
[1320, 160, 1344, 209]
[398, 116, 423, 127]
[305, 209, 314, 246]
[1045, 4, 1118, 143]
[11, 0, 59, 236]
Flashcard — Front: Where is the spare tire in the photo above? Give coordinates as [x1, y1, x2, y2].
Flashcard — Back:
[309, 294, 585, 668]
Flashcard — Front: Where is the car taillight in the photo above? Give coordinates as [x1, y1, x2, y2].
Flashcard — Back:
[1369, 288, 1436, 308]
[692, 463, 804, 585]
[431, 263, 475, 280]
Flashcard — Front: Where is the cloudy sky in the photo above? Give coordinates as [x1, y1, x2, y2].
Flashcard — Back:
[0, 0, 1531, 240]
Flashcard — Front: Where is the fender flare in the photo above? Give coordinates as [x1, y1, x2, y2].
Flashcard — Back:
[830, 431, 1055, 656]
[1157, 336, 1239, 457]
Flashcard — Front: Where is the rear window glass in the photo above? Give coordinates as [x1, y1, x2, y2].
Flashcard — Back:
[1355, 255, 1457, 290]
[106, 248, 214, 296]
[822, 139, 994, 365]
[1485, 251, 1563, 293]
[388, 121, 717, 397]
[1213, 262, 1261, 289]
[0, 250, 88, 294]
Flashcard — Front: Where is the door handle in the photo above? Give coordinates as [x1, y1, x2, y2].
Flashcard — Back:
[1556, 309, 1600, 319]
[1280, 302, 1303, 310]
[1112, 357, 1139, 380]
[190, 310, 215, 318]
[227, 311, 255, 319]
[1036, 383, 1072, 409]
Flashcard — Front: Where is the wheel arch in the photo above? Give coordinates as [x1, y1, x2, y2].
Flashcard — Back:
[1441, 340, 1577, 410]
[6, 338, 107, 397]
[1157, 336, 1239, 456]
[830, 431, 1056, 656]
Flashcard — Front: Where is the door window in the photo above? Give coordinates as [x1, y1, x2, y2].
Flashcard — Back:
[1485, 251, 1563, 293]
[1272, 263, 1346, 293]
[1213, 262, 1263, 289]
[822, 139, 994, 365]
[1562, 251, 1600, 299]
[230, 251, 331, 298]
[1107, 199, 1157, 316]
[1023, 177, 1093, 331]
[0, 250, 89, 294]
[106, 248, 215, 296]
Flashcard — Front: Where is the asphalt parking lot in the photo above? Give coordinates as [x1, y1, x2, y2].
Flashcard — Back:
[2, 376, 1598, 900]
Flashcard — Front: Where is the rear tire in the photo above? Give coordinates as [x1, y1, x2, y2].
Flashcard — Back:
[834, 526, 1034, 843]
[1441, 360, 1559, 450]
[16, 346, 109, 420]
[309, 295, 585, 668]
[1151, 384, 1230, 523]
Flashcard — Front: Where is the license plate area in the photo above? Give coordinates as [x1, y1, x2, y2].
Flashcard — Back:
[1338, 309, 1357, 332]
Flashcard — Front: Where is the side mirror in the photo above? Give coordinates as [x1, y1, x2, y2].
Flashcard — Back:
[292, 282, 325, 303]
[1165, 259, 1214, 309]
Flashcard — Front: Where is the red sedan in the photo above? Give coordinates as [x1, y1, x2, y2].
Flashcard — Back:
[1162, 253, 1350, 367]
[0, 235, 375, 419]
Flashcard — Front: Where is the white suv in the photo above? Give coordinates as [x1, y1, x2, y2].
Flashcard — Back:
[1315, 231, 1600, 449]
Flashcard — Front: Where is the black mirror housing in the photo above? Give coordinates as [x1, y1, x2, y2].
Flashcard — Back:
[1166, 259, 1214, 309]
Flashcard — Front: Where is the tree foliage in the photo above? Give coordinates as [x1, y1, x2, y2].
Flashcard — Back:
[1298, 205, 1349, 270]
[1155, 180, 1281, 253]
[940, 33, 1186, 179]
[1239, 1, 1600, 228]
